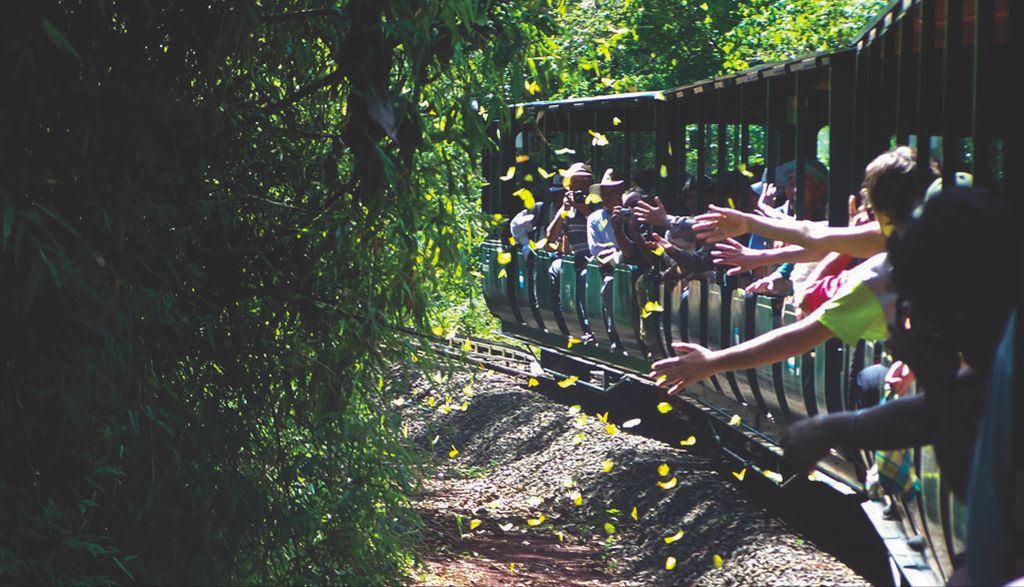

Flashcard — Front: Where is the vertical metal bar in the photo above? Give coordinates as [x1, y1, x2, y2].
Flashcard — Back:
[765, 79, 781, 184]
[655, 102, 667, 199]
[972, 0, 995, 189]
[696, 94, 706, 182]
[794, 71, 807, 219]
[917, 0, 936, 192]
[717, 90, 728, 204]
[566, 109, 574, 155]
[624, 126, 632, 183]
[675, 98, 685, 205]
[942, 0, 964, 185]
[877, 30, 890, 151]
[896, 7, 915, 144]
[830, 51, 857, 228]
[740, 84, 750, 167]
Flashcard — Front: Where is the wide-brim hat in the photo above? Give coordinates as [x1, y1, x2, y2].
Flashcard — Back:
[599, 167, 625, 189]
[562, 162, 594, 190]
[775, 159, 828, 184]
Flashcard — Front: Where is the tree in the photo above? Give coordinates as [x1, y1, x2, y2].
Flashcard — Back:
[0, 1, 548, 583]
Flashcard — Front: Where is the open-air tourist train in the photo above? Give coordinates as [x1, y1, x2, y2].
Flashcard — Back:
[478, 0, 1018, 584]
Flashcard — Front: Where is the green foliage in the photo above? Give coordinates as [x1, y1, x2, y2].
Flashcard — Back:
[0, 0, 547, 583]
[719, 0, 887, 72]
[513, 0, 742, 99]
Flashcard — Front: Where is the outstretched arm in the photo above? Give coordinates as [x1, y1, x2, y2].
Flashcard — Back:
[650, 313, 833, 395]
[694, 205, 885, 258]
[712, 240, 827, 274]
[782, 394, 930, 471]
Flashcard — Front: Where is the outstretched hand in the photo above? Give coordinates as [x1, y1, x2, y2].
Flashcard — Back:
[782, 415, 840, 472]
[744, 271, 793, 296]
[632, 196, 670, 228]
[693, 205, 750, 243]
[649, 342, 717, 395]
[711, 238, 762, 275]
[645, 232, 675, 252]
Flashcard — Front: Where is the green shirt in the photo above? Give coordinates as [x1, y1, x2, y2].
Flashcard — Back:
[813, 253, 894, 345]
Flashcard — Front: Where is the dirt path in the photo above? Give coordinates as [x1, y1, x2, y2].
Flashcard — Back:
[399, 365, 869, 586]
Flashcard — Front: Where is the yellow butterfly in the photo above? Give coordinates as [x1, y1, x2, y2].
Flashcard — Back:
[664, 530, 684, 544]
[528, 377, 540, 387]
[499, 166, 515, 181]
[448, 446, 459, 458]
[557, 376, 578, 388]
[657, 476, 678, 489]
[729, 414, 742, 426]
[665, 556, 677, 570]
[732, 468, 747, 481]
[656, 402, 673, 413]
[527, 515, 545, 526]
[658, 463, 669, 477]
[602, 460, 614, 473]
[630, 506, 638, 520]
[679, 436, 697, 446]
[469, 519, 482, 530]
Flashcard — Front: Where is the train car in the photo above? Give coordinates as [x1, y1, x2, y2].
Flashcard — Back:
[480, 0, 1017, 584]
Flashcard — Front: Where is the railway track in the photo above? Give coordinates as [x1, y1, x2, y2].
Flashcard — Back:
[402, 327, 899, 585]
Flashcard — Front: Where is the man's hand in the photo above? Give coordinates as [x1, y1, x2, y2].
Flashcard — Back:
[611, 206, 629, 225]
[692, 205, 750, 243]
[744, 271, 793, 296]
[631, 196, 669, 228]
[756, 183, 778, 214]
[645, 232, 675, 253]
[782, 415, 842, 471]
[884, 360, 916, 397]
[711, 238, 762, 275]
[562, 194, 575, 211]
[649, 342, 717, 395]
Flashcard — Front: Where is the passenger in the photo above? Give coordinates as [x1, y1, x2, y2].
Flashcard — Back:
[545, 162, 595, 339]
[695, 154, 900, 300]
[648, 147, 924, 395]
[587, 168, 627, 350]
[612, 187, 660, 268]
[631, 174, 717, 276]
[781, 186, 1019, 585]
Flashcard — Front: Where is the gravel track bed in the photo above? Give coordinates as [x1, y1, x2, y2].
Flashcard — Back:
[400, 365, 869, 586]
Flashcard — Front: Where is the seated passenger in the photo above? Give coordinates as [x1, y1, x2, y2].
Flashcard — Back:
[546, 162, 595, 338]
[587, 168, 628, 350]
[612, 187, 661, 268]
[632, 174, 717, 276]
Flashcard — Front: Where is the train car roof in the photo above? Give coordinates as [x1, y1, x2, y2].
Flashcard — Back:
[509, 47, 847, 113]
[512, 90, 666, 110]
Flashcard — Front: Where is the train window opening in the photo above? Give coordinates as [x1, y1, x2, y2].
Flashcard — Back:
[630, 132, 656, 188]
[747, 125, 766, 169]
[816, 126, 830, 168]
[706, 123, 720, 177]
[684, 123, 700, 177]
